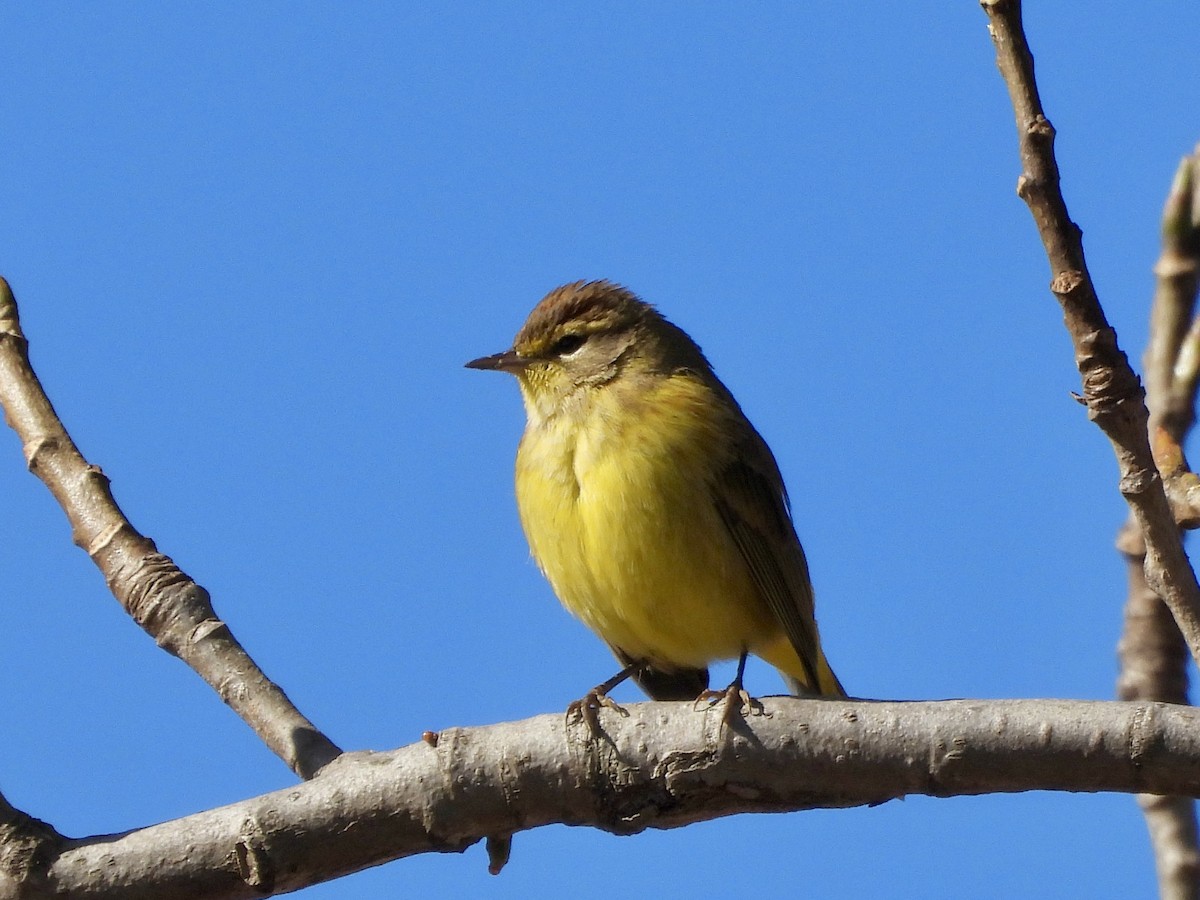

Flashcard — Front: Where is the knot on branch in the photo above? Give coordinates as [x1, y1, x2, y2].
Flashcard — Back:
[1074, 327, 1146, 431]
[1015, 117, 1059, 205]
[1051, 269, 1085, 298]
[118, 552, 217, 656]
[1118, 468, 1159, 500]
[1025, 113, 1055, 144]
[1127, 703, 1175, 771]
[0, 277, 25, 346]
[978, 0, 1015, 15]
[1152, 253, 1199, 281]
[234, 815, 277, 893]
[1115, 519, 1147, 557]
[0, 807, 62, 894]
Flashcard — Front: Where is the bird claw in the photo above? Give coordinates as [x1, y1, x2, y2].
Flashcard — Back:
[567, 689, 630, 733]
[694, 684, 768, 725]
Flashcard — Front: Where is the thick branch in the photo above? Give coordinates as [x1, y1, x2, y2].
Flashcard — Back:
[0, 277, 340, 780]
[0, 790, 60, 900]
[8, 698, 1200, 899]
[980, 0, 1200, 667]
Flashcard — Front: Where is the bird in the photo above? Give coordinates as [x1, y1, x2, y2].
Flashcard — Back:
[466, 280, 844, 723]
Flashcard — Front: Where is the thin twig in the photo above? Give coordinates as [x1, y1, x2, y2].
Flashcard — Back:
[1153, 152, 1200, 529]
[1153, 149, 1200, 442]
[980, 0, 1200, 665]
[0, 277, 341, 780]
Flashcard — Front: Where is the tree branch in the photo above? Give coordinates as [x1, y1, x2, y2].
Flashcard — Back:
[0, 789, 60, 900]
[1118, 146, 1200, 900]
[982, 8, 1200, 891]
[1144, 149, 1200, 532]
[2, 698, 1196, 898]
[980, 0, 1200, 665]
[1148, 149, 1200, 446]
[0, 277, 341, 780]
[1118, 525, 1200, 900]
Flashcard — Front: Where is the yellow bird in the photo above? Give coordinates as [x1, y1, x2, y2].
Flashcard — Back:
[467, 280, 844, 718]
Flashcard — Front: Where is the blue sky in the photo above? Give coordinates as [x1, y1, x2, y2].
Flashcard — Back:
[1, 4, 1197, 898]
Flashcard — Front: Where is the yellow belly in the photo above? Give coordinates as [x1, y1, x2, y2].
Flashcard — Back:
[514, 375, 782, 670]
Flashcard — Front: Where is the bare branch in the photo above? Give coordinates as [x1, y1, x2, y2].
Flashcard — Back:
[1151, 151, 1200, 528]
[6, 698, 1199, 899]
[980, 0, 1200, 665]
[1119, 146, 1200, 900]
[1140, 794, 1200, 900]
[0, 277, 341, 780]
[1153, 149, 1200, 442]
[0, 789, 60, 900]
[1117, 532, 1190, 709]
[982, 9, 1200, 890]
[1118, 525, 1200, 898]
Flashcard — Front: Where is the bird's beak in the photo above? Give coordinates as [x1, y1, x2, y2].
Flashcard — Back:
[465, 348, 527, 372]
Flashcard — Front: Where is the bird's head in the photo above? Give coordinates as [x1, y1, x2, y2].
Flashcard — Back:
[466, 280, 707, 423]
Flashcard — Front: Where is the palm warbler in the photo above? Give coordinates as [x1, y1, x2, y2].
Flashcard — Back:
[467, 280, 844, 717]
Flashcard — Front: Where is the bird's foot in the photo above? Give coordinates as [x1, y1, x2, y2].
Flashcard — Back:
[567, 688, 630, 733]
[694, 683, 768, 726]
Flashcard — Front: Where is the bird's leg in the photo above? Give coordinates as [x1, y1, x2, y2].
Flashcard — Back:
[566, 662, 636, 732]
[694, 650, 766, 723]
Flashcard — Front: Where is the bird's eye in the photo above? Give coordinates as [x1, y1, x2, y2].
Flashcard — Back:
[550, 333, 586, 356]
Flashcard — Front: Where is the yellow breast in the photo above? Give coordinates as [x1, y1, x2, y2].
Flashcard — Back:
[514, 372, 780, 670]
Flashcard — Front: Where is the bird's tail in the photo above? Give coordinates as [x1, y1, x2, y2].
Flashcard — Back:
[760, 637, 847, 699]
[780, 650, 846, 698]
[783, 666, 846, 698]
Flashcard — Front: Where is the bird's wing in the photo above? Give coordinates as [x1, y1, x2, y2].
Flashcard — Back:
[712, 443, 822, 692]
